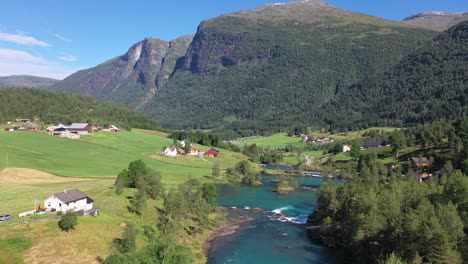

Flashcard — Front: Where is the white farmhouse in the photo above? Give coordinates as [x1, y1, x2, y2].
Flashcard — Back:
[44, 189, 93, 213]
[342, 144, 351, 152]
[163, 146, 178, 157]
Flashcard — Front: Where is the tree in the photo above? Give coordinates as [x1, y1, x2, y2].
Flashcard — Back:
[127, 160, 148, 188]
[120, 222, 137, 253]
[115, 177, 124, 195]
[350, 141, 361, 161]
[143, 170, 163, 200]
[201, 183, 217, 205]
[58, 211, 78, 233]
[212, 162, 221, 178]
[390, 130, 406, 158]
[130, 189, 147, 218]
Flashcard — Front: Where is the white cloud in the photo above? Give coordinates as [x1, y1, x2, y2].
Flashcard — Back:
[0, 48, 83, 79]
[59, 54, 77, 62]
[0, 32, 50, 47]
[0, 48, 46, 63]
[53, 33, 72, 42]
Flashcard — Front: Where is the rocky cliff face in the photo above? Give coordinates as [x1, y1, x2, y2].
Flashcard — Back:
[403, 11, 468, 31]
[51, 35, 193, 108]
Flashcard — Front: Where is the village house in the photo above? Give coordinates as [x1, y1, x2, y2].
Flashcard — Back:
[342, 144, 351, 152]
[204, 148, 221, 157]
[189, 147, 200, 156]
[44, 189, 94, 213]
[67, 123, 93, 135]
[411, 157, 431, 168]
[162, 146, 178, 157]
[102, 125, 120, 132]
[178, 147, 186, 155]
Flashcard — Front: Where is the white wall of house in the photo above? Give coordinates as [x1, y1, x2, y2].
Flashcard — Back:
[44, 196, 93, 213]
[163, 148, 177, 157]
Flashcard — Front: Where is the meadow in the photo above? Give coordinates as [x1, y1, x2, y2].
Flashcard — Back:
[0, 130, 248, 186]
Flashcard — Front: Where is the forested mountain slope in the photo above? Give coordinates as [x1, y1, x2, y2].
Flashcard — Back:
[318, 20, 468, 131]
[145, 0, 437, 130]
[0, 88, 159, 130]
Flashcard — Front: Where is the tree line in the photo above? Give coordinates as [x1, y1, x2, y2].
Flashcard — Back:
[0, 88, 160, 130]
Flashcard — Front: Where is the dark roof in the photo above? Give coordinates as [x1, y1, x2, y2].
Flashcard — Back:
[364, 141, 383, 148]
[54, 189, 92, 204]
[54, 127, 68, 131]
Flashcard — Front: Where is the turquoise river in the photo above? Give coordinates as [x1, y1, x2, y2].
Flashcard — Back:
[208, 174, 342, 264]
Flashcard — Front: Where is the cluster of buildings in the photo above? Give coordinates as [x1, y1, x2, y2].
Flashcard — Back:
[161, 144, 221, 158]
[46, 123, 119, 139]
[300, 134, 334, 144]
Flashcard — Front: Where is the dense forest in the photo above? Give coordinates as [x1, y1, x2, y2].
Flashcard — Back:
[309, 118, 468, 263]
[145, 2, 436, 132]
[316, 20, 468, 131]
[0, 88, 159, 130]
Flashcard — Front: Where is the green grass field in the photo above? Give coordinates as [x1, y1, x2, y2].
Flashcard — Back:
[0, 130, 248, 186]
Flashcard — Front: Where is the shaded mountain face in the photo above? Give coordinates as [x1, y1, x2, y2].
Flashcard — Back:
[51, 35, 193, 109]
[145, 0, 437, 130]
[403, 11, 468, 31]
[318, 20, 468, 131]
[0, 75, 59, 89]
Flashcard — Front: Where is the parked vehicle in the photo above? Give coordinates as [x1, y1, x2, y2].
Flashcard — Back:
[0, 214, 12, 221]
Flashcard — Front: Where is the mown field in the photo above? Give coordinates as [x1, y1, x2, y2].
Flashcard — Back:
[0, 129, 248, 185]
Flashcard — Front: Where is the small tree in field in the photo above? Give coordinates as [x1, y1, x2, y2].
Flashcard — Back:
[58, 211, 78, 233]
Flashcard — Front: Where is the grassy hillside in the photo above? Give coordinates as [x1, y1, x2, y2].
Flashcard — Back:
[0, 88, 159, 130]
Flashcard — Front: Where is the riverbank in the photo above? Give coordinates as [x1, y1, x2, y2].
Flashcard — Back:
[203, 208, 253, 256]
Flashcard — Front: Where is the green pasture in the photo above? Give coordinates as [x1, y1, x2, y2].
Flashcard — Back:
[0, 131, 205, 184]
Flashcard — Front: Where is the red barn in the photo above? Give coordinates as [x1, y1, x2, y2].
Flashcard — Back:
[204, 148, 220, 157]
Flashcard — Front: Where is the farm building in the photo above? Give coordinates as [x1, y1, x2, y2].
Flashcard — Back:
[205, 148, 221, 157]
[411, 157, 431, 168]
[163, 146, 178, 157]
[67, 123, 93, 135]
[44, 189, 93, 213]
[189, 147, 200, 156]
[342, 144, 351, 152]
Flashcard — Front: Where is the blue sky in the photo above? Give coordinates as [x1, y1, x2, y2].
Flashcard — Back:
[0, 0, 466, 79]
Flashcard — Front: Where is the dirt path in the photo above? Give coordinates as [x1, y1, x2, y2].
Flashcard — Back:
[199, 152, 214, 165]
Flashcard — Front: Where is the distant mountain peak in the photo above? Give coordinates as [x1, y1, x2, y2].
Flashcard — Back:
[404, 11, 465, 21]
[403, 11, 468, 31]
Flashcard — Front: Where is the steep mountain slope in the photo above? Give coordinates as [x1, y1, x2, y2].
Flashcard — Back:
[319, 21, 468, 131]
[145, 0, 437, 130]
[403, 11, 468, 31]
[0, 75, 58, 89]
[50, 35, 193, 109]
[0, 88, 159, 130]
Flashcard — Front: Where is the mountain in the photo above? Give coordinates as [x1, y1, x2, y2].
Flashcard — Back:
[50, 35, 193, 109]
[0, 88, 159, 130]
[318, 20, 468, 131]
[403, 11, 468, 31]
[143, 0, 437, 131]
[0, 75, 59, 89]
